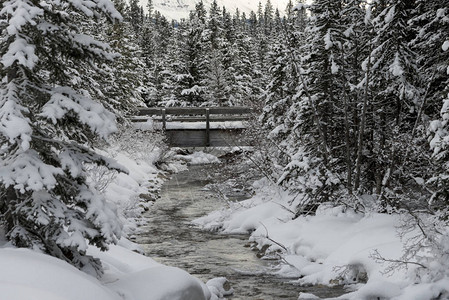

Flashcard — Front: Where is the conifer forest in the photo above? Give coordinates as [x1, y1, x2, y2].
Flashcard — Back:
[1, 0, 449, 298]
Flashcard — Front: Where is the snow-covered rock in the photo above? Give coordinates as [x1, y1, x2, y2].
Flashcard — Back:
[206, 277, 234, 300]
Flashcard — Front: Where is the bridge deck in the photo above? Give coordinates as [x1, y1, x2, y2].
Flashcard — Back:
[166, 128, 245, 147]
[133, 107, 253, 147]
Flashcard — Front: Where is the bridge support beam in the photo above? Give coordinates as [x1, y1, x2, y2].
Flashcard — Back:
[205, 108, 210, 147]
[162, 109, 166, 131]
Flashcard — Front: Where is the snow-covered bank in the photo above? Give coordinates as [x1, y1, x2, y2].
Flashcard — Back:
[193, 178, 449, 299]
[0, 137, 227, 300]
[0, 241, 211, 300]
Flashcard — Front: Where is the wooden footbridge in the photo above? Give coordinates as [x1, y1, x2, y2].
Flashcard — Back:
[132, 107, 253, 147]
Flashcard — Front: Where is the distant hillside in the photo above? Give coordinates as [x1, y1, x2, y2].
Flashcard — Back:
[146, 0, 290, 20]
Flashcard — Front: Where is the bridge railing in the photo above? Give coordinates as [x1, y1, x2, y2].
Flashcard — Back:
[133, 107, 252, 129]
[132, 106, 253, 147]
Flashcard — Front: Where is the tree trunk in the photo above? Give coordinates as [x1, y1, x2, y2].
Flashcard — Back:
[341, 64, 353, 193]
[354, 52, 371, 191]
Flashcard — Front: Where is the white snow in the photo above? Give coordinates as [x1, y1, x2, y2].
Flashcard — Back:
[389, 52, 404, 77]
[0, 149, 63, 193]
[0, 82, 33, 149]
[173, 150, 220, 165]
[1, 37, 39, 69]
[109, 265, 206, 300]
[205, 277, 234, 300]
[443, 40, 449, 52]
[0, 241, 210, 300]
[89, 244, 207, 300]
[384, 5, 396, 24]
[40, 87, 117, 139]
[0, 248, 121, 300]
[324, 30, 333, 50]
[298, 292, 320, 299]
[194, 178, 449, 299]
[1, 0, 44, 35]
[166, 121, 247, 129]
[331, 56, 339, 74]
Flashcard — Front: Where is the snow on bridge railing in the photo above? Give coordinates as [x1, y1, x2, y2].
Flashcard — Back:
[130, 106, 254, 147]
[131, 106, 253, 129]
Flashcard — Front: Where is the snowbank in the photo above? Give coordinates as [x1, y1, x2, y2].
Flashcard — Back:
[173, 150, 220, 165]
[0, 138, 227, 300]
[88, 243, 208, 300]
[88, 128, 166, 237]
[0, 248, 120, 300]
[0, 242, 210, 300]
[194, 178, 449, 299]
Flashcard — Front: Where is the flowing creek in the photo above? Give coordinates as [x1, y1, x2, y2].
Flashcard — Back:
[135, 164, 346, 299]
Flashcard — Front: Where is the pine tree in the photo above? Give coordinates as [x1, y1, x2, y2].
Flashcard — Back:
[412, 0, 449, 123]
[423, 1, 449, 211]
[277, 0, 346, 205]
[365, 0, 421, 204]
[171, 4, 208, 106]
[0, 0, 124, 275]
[248, 10, 258, 35]
[264, 0, 274, 34]
[147, 0, 154, 19]
[207, 0, 222, 50]
[103, 18, 147, 113]
[127, 0, 143, 33]
[286, 0, 294, 16]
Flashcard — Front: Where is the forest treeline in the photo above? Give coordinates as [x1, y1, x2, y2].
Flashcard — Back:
[1, 0, 448, 277]
[124, 0, 449, 216]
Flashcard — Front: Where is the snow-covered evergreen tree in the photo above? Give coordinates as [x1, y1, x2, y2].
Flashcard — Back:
[274, 0, 345, 208]
[364, 0, 421, 207]
[127, 0, 143, 33]
[0, 0, 124, 275]
[426, 2, 449, 212]
[173, 2, 209, 106]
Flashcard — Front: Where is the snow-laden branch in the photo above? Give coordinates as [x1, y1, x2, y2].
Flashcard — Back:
[40, 86, 117, 139]
[0, 149, 63, 193]
[0, 81, 32, 150]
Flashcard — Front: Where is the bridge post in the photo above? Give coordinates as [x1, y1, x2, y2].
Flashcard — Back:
[205, 108, 210, 147]
[162, 109, 166, 131]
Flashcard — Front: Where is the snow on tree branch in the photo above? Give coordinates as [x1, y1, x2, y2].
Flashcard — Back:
[0, 149, 63, 193]
[1, 38, 38, 69]
[40, 86, 117, 139]
[1, 0, 44, 35]
[0, 82, 32, 150]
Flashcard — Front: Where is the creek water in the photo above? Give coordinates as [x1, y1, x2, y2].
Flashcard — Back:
[135, 164, 346, 299]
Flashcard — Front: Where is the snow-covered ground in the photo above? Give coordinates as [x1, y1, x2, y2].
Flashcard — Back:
[193, 177, 449, 299]
[0, 243, 208, 300]
[172, 150, 221, 164]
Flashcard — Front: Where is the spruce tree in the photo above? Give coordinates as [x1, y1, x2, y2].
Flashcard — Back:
[423, 2, 449, 211]
[0, 0, 124, 275]
[366, 0, 421, 204]
[276, 0, 346, 206]
[127, 0, 143, 33]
